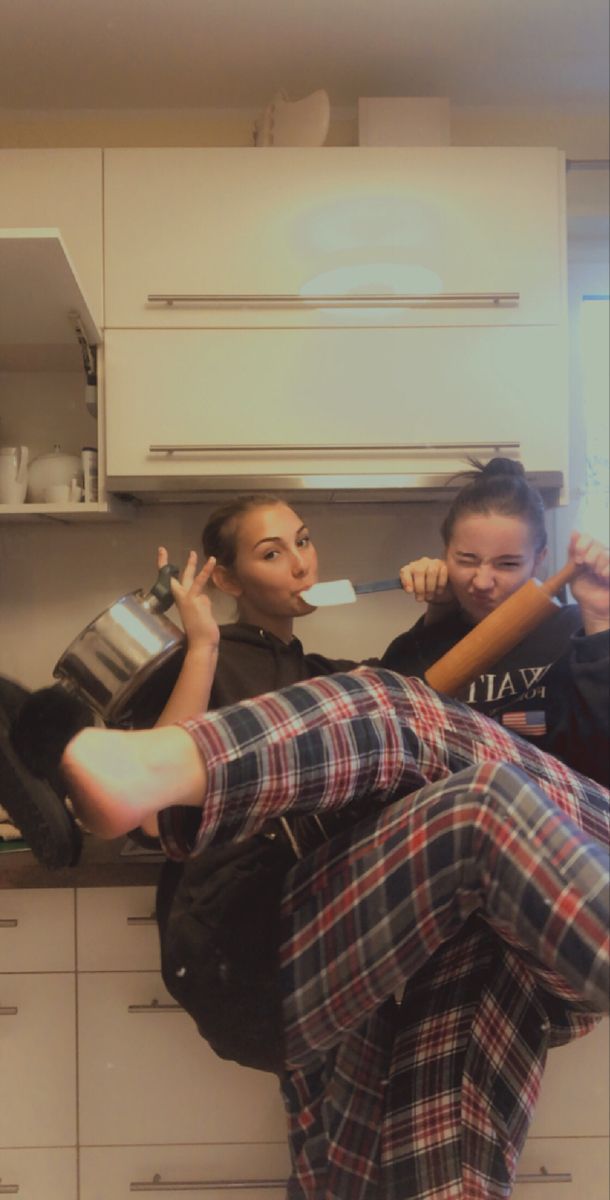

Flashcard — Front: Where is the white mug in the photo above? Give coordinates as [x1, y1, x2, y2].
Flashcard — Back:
[0, 445, 29, 505]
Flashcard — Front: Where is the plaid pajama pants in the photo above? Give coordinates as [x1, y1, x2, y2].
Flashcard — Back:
[280, 759, 608, 1069]
[168, 667, 609, 1198]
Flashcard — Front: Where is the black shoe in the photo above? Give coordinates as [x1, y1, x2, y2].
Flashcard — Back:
[0, 725, 82, 868]
[11, 685, 94, 797]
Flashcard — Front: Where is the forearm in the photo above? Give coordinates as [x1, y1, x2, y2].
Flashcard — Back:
[155, 644, 219, 726]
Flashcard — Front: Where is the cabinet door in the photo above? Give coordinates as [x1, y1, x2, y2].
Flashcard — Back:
[528, 1019, 608, 1138]
[0, 149, 104, 330]
[104, 326, 568, 485]
[80, 1144, 291, 1200]
[514, 1138, 609, 1199]
[77, 886, 160, 971]
[0, 974, 76, 1147]
[0, 888, 75, 972]
[0, 1149, 77, 1200]
[78, 972, 287, 1146]
[104, 147, 564, 328]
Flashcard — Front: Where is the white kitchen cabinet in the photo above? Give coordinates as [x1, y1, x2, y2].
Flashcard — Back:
[0, 1149, 77, 1200]
[0, 153, 124, 522]
[0, 886, 75, 972]
[514, 1138, 609, 1198]
[79, 1144, 290, 1200]
[76, 884, 160, 971]
[104, 147, 565, 330]
[0, 890, 77, 1151]
[0, 149, 103, 330]
[0, 973, 77, 1147]
[528, 1019, 609, 1138]
[104, 324, 568, 488]
[102, 145, 569, 497]
[77, 970, 287, 1147]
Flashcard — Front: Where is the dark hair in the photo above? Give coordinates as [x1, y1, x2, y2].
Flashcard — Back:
[202, 493, 293, 568]
[440, 458, 548, 553]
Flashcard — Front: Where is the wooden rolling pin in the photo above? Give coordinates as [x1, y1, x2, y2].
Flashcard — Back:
[424, 560, 577, 697]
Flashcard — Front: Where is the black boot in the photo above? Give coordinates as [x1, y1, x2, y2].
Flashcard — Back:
[5, 685, 94, 868]
[0, 722, 82, 868]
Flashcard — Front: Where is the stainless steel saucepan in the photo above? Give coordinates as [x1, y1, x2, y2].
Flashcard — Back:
[53, 565, 186, 726]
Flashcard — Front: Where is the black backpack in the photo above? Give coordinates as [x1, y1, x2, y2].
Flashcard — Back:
[157, 834, 296, 1074]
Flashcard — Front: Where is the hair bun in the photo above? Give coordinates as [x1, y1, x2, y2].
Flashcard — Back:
[480, 457, 525, 479]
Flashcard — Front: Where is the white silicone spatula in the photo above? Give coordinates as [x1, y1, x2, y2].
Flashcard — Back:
[302, 576, 402, 607]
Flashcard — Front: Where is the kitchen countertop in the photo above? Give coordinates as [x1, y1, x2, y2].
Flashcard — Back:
[0, 833, 164, 889]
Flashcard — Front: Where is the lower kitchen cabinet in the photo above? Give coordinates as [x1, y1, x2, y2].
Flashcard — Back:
[514, 1137, 609, 1198]
[1, 886, 608, 1197]
[79, 1143, 291, 1200]
[0, 973, 77, 1148]
[77, 971, 287, 1147]
[0, 1148, 78, 1199]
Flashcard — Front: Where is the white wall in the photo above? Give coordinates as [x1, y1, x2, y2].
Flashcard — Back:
[0, 497, 448, 690]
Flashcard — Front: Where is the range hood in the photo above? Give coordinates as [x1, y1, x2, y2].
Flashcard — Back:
[110, 459, 564, 507]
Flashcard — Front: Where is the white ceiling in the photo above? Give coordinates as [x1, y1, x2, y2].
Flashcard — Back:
[1, 0, 608, 112]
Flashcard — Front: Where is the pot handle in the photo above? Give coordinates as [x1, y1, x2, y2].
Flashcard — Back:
[144, 564, 180, 614]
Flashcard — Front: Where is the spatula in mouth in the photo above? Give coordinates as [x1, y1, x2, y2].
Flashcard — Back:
[302, 577, 402, 607]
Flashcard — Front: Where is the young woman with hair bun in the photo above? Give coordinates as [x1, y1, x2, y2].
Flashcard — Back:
[382, 458, 609, 784]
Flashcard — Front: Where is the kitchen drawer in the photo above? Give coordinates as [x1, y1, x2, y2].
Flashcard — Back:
[80, 1144, 291, 1200]
[77, 886, 160, 971]
[104, 325, 569, 487]
[0, 888, 75, 972]
[0, 1148, 77, 1199]
[514, 1137, 609, 1198]
[528, 1019, 609, 1138]
[104, 147, 564, 329]
[78, 972, 287, 1146]
[0, 973, 76, 1147]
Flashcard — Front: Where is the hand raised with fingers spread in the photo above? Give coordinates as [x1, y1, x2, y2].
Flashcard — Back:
[567, 532, 610, 635]
[157, 547, 220, 652]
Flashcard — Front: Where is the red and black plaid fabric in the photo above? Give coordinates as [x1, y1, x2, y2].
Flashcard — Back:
[162, 668, 609, 1199]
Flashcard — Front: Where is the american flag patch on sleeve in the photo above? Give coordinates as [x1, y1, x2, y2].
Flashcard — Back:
[502, 710, 547, 737]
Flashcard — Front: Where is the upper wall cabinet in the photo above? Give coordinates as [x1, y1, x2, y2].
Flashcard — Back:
[103, 147, 566, 329]
[0, 150, 104, 331]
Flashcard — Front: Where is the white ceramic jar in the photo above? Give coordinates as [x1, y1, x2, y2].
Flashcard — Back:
[27, 444, 82, 503]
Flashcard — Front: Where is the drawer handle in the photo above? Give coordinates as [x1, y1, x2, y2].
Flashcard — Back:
[131, 1175, 285, 1192]
[128, 999, 182, 1014]
[515, 1169, 573, 1184]
[0, 1006, 18, 1016]
[147, 291, 520, 309]
[149, 440, 520, 455]
[0, 1183, 19, 1195]
[126, 914, 157, 926]
[0, 919, 18, 928]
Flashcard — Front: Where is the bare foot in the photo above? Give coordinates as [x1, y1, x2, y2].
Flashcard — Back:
[60, 725, 207, 839]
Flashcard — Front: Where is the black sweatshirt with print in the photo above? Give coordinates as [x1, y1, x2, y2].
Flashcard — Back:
[381, 604, 609, 786]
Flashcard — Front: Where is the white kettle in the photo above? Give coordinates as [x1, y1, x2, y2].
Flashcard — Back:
[0, 446, 29, 505]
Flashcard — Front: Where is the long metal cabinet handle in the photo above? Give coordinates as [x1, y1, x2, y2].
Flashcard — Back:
[128, 1000, 182, 1014]
[131, 1177, 286, 1192]
[515, 1171, 572, 1184]
[147, 292, 520, 308]
[0, 919, 18, 927]
[149, 440, 520, 455]
[126, 914, 157, 926]
[0, 1006, 18, 1016]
